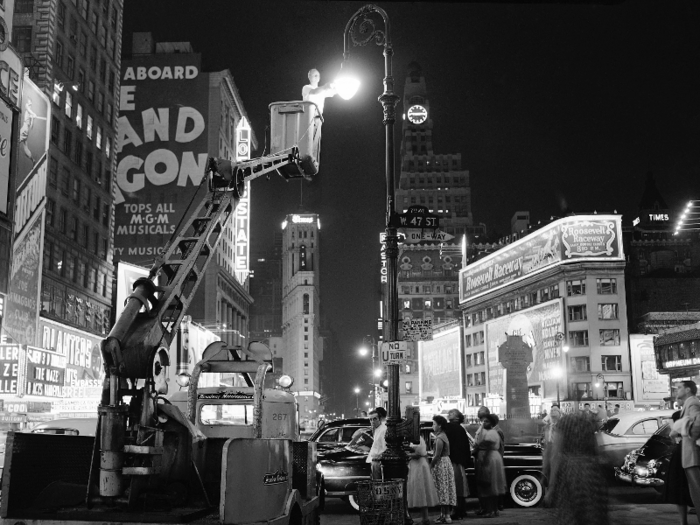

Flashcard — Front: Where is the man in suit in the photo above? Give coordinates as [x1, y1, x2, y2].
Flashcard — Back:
[675, 380, 700, 520]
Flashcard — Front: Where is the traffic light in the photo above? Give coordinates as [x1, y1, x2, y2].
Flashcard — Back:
[379, 367, 389, 391]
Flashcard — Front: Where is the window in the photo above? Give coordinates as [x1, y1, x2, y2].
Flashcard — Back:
[96, 126, 102, 149]
[87, 115, 93, 139]
[99, 58, 106, 83]
[569, 330, 589, 347]
[96, 92, 104, 114]
[99, 24, 107, 47]
[605, 381, 624, 399]
[57, 2, 66, 30]
[597, 278, 617, 295]
[93, 196, 101, 220]
[111, 5, 118, 29]
[55, 40, 64, 68]
[58, 208, 67, 233]
[466, 354, 472, 367]
[66, 54, 75, 79]
[51, 115, 61, 144]
[63, 128, 72, 156]
[60, 167, 70, 195]
[12, 26, 33, 53]
[567, 279, 586, 296]
[70, 216, 79, 240]
[82, 185, 90, 212]
[568, 304, 587, 321]
[79, 31, 87, 57]
[102, 203, 110, 226]
[46, 199, 55, 226]
[108, 70, 115, 93]
[79, 0, 88, 19]
[602, 355, 622, 371]
[90, 11, 98, 33]
[405, 364, 411, 374]
[65, 90, 73, 118]
[105, 138, 111, 159]
[574, 382, 591, 400]
[76, 103, 83, 128]
[77, 68, 85, 93]
[49, 157, 58, 187]
[570, 356, 590, 372]
[598, 303, 619, 320]
[405, 381, 413, 393]
[106, 103, 113, 125]
[82, 223, 89, 248]
[74, 139, 82, 165]
[424, 299, 431, 310]
[87, 80, 94, 102]
[85, 150, 93, 177]
[15, 0, 34, 14]
[71, 176, 80, 202]
[465, 334, 472, 347]
[600, 329, 621, 346]
[402, 299, 411, 310]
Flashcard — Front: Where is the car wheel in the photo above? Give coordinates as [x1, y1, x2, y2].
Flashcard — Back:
[348, 493, 360, 512]
[510, 474, 544, 507]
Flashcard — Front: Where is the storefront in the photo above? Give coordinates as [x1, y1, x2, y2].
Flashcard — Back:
[654, 322, 700, 394]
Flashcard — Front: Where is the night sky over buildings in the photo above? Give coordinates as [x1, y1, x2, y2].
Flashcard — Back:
[123, 0, 700, 415]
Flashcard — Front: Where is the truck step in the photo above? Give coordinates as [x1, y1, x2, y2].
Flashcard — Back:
[124, 445, 164, 455]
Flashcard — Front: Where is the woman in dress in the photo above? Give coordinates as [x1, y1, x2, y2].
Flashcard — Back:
[665, 410, 693, 525]
[430, 415, 457, 523]
[407, 435, 439, 525]
[474, 414, 506, 518]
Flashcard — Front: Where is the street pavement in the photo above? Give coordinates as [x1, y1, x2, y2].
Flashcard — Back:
[321, 482, 681, 525]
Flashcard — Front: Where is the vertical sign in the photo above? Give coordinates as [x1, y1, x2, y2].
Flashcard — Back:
[3, 209, 45, 345]
[114, 54, 209, 264]
[234, 117, 251, 285]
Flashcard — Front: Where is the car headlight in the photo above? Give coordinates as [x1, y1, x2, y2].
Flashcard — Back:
[634, 466, 649, 478]
[647, 459, 657, 476]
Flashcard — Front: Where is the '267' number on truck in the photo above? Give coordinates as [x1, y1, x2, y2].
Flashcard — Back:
[272, 413, 287, 420]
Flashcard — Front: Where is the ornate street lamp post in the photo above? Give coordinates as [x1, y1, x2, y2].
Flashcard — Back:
[338, 4, 405, 481]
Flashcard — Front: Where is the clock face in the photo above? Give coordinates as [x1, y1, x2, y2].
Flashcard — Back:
[407, 105, 428, 124]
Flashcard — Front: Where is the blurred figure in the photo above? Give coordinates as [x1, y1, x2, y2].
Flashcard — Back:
[407, 435, 439, 525]
[473, 406, 505, 514]
[445, 409, 471, 519]
[546, 412, 609, 525]
[673, 380, 700, 524]
[474, 414, 506, 518]
[542, 403, 562, 482]
[663, 409, 693, 525]
[430, 415, 457, 523]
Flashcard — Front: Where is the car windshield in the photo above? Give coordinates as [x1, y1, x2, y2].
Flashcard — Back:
[600, 417, 620, 434]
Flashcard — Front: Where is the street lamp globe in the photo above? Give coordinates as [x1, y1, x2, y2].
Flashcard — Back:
[334, 65, 360, 100]
[552, 366, 563, 379]
[354, 387, 361, 394]
[358, 346, 369, 357]
[374, 368, 383, 378]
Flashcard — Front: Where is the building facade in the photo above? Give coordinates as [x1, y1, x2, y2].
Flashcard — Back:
[115, 34, 256, 370]
[392, 62, 481, 411]
[280, 213, 324, 430]
[459, 215, 633, 417]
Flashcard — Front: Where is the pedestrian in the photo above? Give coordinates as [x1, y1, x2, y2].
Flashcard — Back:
[474, 414, 506, 518]
[407, 435, 439, 525]
[546, 412, 609, 525]
[664, 410, 694, 525]
[430, 415, 457, 523]
[542, 403, 562, 483]
[366, 407, 387, 480]
[673, 380, 700, 524]
[473, 406, 505, 514]
[445, 409, 471, 519]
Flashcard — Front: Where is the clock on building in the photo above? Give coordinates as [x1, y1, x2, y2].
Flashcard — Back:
[407, 105, 428, 124]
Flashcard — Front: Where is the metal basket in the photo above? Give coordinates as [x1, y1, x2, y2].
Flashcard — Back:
[356, 480, 405, 525]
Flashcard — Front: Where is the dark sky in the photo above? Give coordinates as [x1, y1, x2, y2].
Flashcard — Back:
[123, 0, 700, 416]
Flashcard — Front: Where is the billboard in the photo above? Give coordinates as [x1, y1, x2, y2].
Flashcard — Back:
[0, 97, 14, 215]
[484, 299, 565, 400]
[419, 325, 462, 401]
[460, 215, 623, 303]
[15, 74, 50, 190]
[0, 343, 21, 394]
[630, 334, 669, 403]
[3, 209, 44, 345]
[114, 53, 209, 264]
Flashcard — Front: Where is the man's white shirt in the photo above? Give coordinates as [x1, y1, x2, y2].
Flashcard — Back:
[366, 421, 387, 463]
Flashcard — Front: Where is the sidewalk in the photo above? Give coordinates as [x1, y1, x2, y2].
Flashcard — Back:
[321, 504, 680, 525]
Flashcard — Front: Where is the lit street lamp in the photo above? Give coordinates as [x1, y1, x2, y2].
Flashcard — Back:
[552, 366, 563, 406]
[354, 387, 361, 416]
[358, 336, 379, 408]
[338, 3, 405, 482]
[554, 331, 569, 402]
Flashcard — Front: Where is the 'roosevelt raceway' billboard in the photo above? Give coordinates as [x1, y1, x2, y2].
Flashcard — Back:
[114, 53, 209, 265]
[484, 299, 565, 400]
[460, 215, 623, 303]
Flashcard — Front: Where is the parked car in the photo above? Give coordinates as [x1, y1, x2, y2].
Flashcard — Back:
[308, 418, 371, 452]
[614, 421, 674, 491]
[28, 417, 99, 436]
[312, 418, 545, 511]
[595, 410, 675, 470]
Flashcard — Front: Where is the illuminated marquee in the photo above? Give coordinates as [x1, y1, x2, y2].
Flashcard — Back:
[234, 117, 251, 284]
[292, 215, 314, 224]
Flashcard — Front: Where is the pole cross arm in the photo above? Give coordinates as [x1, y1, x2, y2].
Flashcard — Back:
[396, 406, 420, 444]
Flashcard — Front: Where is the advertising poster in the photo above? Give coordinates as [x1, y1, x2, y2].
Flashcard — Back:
[3, 209, 44, 346]
[169, 318, 221, 389]
[15, 75, 50, 190]
[38, 318, 105, 399]
[0, 97, 14, 215]
[24, 346, 66, 397]
[460, 215, 623, 303]
[115, 261, 150, 318]
[0, 343, 21, 394]
[484, 299, 565, 400]
[114, 53, 209, 264]
[630, 334, 669, 403]
[419, 326, 462, 401]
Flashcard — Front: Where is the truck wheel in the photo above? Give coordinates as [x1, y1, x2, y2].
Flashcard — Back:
[510, 474, 544, 507]
[348, 493, 360, 512]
